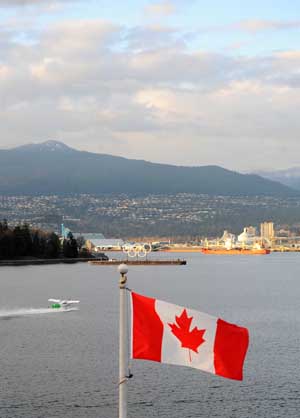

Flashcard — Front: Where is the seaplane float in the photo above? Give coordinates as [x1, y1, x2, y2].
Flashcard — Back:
[48, 299, 80, 310]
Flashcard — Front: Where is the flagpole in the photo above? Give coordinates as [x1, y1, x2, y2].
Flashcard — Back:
[118, 264, 128, 418]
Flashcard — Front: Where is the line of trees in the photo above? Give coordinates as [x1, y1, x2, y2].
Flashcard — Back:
[0, 220, 84, 259]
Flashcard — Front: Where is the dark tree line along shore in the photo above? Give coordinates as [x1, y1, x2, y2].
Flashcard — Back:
[0, 221, 83, 259]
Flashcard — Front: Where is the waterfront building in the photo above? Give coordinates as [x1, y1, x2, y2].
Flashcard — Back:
[237, 228, 253, 245]
[91, 238, 124, 251]
[260, 222, 275, 240]
[244, 226, 257, 236]
[61, 223, 72, 239]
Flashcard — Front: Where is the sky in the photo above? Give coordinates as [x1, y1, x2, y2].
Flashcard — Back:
[0, 0, 300, 171]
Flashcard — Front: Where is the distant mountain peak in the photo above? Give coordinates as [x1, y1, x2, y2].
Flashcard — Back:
[15, 140, 73, 153]
[41, 140, 71, 150]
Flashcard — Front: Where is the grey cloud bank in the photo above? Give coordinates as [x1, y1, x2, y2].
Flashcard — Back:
[0, 17, 300, 171]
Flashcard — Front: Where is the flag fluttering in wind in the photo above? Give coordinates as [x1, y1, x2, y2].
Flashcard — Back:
[131, 292, 249, 381]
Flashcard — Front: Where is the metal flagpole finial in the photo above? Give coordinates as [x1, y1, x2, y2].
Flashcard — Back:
[118, 264, 128, 287]
[118, 264, 128, 275]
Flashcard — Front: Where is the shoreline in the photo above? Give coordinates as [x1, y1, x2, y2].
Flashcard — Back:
[100, 247, 300, 253]
[0, 258, 97, 267]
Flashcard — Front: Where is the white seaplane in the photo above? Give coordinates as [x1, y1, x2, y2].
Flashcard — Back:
[48, 298, 80, 310]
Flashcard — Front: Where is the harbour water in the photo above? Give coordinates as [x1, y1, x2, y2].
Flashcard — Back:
[0, 253, 300, 417]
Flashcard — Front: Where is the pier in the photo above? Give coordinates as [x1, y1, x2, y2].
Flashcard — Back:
[89, 259, 187, 266]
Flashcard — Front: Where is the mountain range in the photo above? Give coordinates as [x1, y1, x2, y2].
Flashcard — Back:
[0, 141, 296, 196]
[255, 168, 300, 191]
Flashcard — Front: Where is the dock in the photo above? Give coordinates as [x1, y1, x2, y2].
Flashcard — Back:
[89, 259, 187, 266]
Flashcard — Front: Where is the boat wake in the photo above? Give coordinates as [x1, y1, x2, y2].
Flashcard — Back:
[0, 307, 78, 319]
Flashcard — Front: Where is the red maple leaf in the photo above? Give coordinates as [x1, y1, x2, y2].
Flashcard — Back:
[168, 309, 206, 362]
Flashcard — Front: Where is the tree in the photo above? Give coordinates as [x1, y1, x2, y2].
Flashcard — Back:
[62, 237, 78, 258]
[76, 235, 86, 251]
[44, 233, 61, 258]
[0, 222, 61, 260]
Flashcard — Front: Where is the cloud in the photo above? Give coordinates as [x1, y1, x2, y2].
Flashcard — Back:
[144, 1, 176, 17]
[231, 19, 300, 33]
[124, 25, 185, 51]
[0, 0, 79, 5]
[1, 17, 300, 170]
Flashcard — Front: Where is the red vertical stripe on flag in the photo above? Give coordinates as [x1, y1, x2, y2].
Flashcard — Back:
[214, 318, 249, 381]
[131, 292, 164, 362]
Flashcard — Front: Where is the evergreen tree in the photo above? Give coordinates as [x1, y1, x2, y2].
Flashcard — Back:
[0, 221, 62, 260]
[45, 233, 61, 258]
[63, 237, 78, 258]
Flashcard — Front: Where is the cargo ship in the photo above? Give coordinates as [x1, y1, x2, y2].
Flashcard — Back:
[201, 247, 270, 255]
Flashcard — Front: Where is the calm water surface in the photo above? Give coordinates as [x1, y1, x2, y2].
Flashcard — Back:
[0, 253, 300, 417]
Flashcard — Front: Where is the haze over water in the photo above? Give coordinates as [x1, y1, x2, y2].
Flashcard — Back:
[0, 253, 299, 417]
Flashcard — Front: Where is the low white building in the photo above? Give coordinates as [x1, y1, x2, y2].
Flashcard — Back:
[237, 228, 254, 245]
[91, 239, 124, 251]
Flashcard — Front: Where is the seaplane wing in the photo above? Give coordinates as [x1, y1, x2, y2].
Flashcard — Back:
[48, 298, 80, 305]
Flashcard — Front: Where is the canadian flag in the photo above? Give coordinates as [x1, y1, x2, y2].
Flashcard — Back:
[131, 292, 249, 380]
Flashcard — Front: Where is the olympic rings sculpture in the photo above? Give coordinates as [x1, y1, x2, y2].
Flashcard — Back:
[122, 242, 152, 258]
